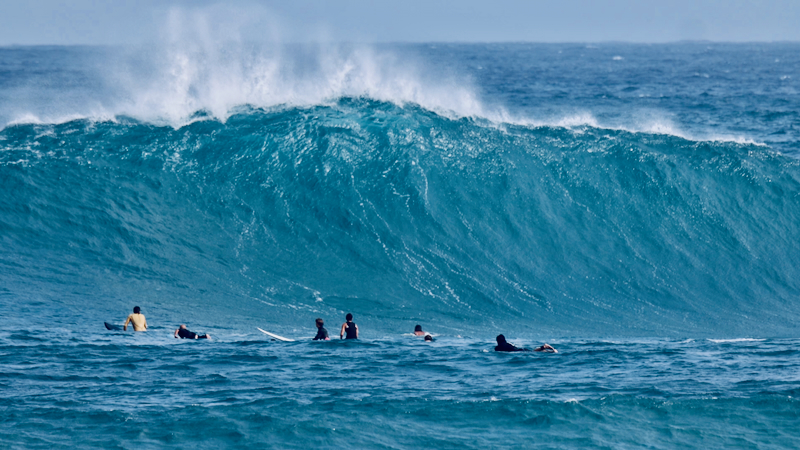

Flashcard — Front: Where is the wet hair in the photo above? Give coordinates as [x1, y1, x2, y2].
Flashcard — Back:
[346, 313, 353, 321]
[316, 318, 324, 327]
[496, 334, 506, 344]
[133, 306, 141, 314]
[414, 325, 423, 332]
[424, 335, 433, 341]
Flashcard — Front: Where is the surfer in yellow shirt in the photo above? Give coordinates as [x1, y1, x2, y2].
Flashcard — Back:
[123, 306, 147, 331]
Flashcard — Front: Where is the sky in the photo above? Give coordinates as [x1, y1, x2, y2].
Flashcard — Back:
[1, 0, 799, 46]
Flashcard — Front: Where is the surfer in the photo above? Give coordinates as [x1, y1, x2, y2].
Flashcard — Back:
[340, 313, 358, 339]
[413, 325, 425, 336]
[424, 334, 434, 342]
[123, 306, 147, 331]
[174, 324, 209, 339]
[313, 318, 329, 340]
[494, 334, 556, 353]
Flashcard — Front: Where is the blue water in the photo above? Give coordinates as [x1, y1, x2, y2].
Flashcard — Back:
[1, 42, 800, 448]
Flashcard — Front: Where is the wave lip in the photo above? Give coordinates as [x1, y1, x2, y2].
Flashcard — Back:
[3, 103, 768, 150]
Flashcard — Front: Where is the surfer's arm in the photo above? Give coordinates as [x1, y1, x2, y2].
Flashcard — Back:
[174, 328, 179, 338]
[340, 323, 346, 339]
[534, 344, 556, 353]
[143, 317, 147, 330]
[355, 324, 359, 339]
[123, 315, 131, 331]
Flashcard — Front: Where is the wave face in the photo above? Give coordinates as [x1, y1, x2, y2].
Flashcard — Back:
[2, 99, 800, 337]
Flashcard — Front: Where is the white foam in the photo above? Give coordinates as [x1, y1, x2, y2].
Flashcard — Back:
[707, 338, 766, 343]
[485, 111, 765, 146]
[553, 113, 601, 128]
[569, 114, 765, 146]
[6, 111, 117, 127]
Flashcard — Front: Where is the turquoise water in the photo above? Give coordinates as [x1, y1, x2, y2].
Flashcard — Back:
[1, 43, 800, 448]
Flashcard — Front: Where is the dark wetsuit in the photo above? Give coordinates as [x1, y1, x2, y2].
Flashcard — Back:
[344, 321, 357, 339]
[495, 341, 529, 352]
[178, 328, 197, 339]
[178, 328, 207, 339]
[313, 327, 329, 340]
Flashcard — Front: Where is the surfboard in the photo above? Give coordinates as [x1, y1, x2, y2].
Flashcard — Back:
[104, 322, 123, 331]
[257, 327, 295, 342]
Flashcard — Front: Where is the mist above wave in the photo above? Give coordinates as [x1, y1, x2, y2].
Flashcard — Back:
[0, 4, 487, 127]
[114, 44, 489, 124]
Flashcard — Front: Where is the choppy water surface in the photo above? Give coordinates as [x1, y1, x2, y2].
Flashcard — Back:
[2, 331, 799, 448]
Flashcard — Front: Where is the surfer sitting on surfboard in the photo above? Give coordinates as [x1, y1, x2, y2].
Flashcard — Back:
[495, 334, 556, 352]
[340, 313, 358, 339]
[174, 324, 209, 339]
[123, 306, 147, 331]
[313, 318, 329, 340]
[413, 325, 425, 336]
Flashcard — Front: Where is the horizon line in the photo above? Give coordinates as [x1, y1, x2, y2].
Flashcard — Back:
[2, 39, 800, 48]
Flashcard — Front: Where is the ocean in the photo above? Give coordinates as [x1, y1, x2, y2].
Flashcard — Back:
[1, 42, 799, 448]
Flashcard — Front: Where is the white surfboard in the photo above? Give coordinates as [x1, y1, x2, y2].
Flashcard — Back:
[257, 327, 295, 342]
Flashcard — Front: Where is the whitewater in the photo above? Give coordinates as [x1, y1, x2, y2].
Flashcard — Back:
[1, 40, 800, 448]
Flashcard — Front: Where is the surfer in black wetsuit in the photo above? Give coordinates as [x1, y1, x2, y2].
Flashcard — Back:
[494, 334, 556, 352]
[174, 324, 210, 340]
[313, 318, 329, 340]
[340, 313, 358, 339]
[495, 334, 526, 352]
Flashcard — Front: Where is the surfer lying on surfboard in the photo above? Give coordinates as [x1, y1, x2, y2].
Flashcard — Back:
[174, 324, 210, 339]
[495, 334, 556, 352]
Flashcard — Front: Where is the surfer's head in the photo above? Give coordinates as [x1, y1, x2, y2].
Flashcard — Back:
[179, 324, 187, 329]
[424, 334, 433, 342]
[316, 318, 324, 328]
[346, 313, 353, 322]
[496, 334, 506, 344]
[414, 325, 423, 332]
[133, 306, 141, 314]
